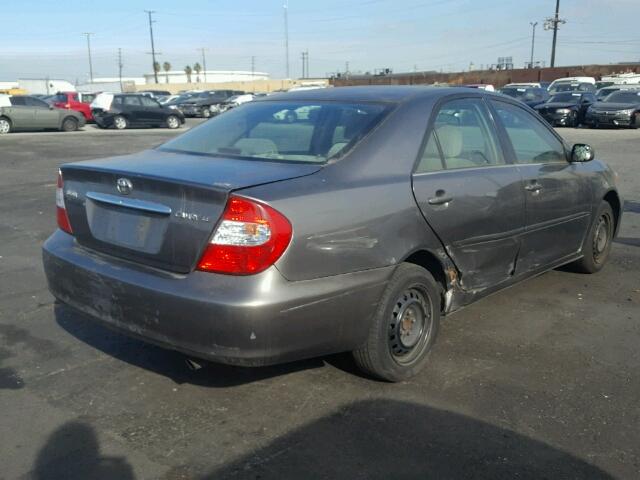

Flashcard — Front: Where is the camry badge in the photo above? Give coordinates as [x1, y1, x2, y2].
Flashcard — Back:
[116, 178, 133, 195]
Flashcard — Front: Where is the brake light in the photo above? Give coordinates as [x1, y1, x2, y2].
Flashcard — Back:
[56, 171, 73, 234]
[197, 195, 292, 275]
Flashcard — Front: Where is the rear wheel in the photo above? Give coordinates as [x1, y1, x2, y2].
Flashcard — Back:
[353, 263, 441, 382]
[0, 117, 11, 134]
[570, 201, 614, 273]
[113, 115, 128, 130]
[165, 115, 180, 129]
[61, 117, 78, 132]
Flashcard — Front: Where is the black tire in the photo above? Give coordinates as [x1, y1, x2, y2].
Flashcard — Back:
[0, 116, 11, 134]
[61, 117, 78, 132]
[113, 115, 128, 130]
[353, 263, 441, 382]
[165, 114, 181, 129]
[570, 201, 615, 274]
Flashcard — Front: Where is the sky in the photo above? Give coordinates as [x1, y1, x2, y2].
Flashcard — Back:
[1, 0, 639, 82]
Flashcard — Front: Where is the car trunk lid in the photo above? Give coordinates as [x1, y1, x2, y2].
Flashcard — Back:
[61, 149, 321, 273]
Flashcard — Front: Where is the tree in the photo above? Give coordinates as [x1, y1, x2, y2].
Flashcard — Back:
[163, 62, 171, 83]
[184, 65, 193, 83]
[153, 61, 161, 76]
[193, 62, 202, 83]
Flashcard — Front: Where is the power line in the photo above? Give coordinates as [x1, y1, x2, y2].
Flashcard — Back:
[82, 33, 94, 82]
[145, 10, 159, 83]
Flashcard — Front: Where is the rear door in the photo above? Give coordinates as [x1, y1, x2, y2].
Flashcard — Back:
[490, 100, 592, 272]
[7, 96, 36, 129]
[122, 96, 144, 124]
[412, 97, 526, 290]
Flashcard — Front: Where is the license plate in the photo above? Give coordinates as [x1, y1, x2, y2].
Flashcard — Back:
[103, 209, 152, 249]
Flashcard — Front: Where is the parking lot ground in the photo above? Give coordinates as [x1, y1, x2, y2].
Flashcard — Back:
[0, 126, 639, 479]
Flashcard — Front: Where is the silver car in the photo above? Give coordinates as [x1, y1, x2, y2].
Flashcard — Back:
[43, 87, 622, 381]
[0, 95, 86, 134]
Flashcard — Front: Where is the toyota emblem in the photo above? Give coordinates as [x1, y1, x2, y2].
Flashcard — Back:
[116, 177, 133, 195]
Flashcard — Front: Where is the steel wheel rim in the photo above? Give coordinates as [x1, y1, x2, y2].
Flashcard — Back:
[388, 286, 433, 365]
[114, 117, 126, 129]
[167, 116, 179, 128]
[593, 214, 611, 264]
[0, 119, 9, 134]
[64, 119, 75, 131]
[202, 109, 211, 118]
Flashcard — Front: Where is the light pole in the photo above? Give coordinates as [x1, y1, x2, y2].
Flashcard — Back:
[145, 10, 159, 83]
[283, 0, 290, 78]
[529, 22, 538, 68]
[82, 33, 94, 82]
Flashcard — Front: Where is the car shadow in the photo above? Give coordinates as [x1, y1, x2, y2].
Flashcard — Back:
[623, 200, 640, 214]
[54, 303, 325, 388]
[32, 421, 135, 480]
[615, 237, 640, 248]
[202, 399, 615, 480]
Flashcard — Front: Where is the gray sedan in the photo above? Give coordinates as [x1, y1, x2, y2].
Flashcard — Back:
[42, 87, 622, 381]
[0, 95, 86, 134]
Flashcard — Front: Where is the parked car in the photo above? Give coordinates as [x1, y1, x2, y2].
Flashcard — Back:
[595, 86, 623, 102]
[462, 84, 495, 92]
[138, 89, 172, 97]
[91, 93, 185, 130]
[51, 91, 95, 121]
[43, 87, 622, 381]
[0, 95, 85, 134]
[498, 86, 549, 108]
[584, 89, 640, 128]
[218, 93, 256, 113]
[550, 82, 596, 94]
[534, 92, 596, 127]
[177, 90, 245, 118]
[595, 81, 615, 90]
[548, 77, 596, 93]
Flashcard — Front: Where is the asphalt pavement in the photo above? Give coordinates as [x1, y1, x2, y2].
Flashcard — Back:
[0, 122, 638, 479]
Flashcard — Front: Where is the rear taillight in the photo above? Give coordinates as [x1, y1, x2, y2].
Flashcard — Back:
[56, 170, 73, 234]
[197, 195, 292, 275]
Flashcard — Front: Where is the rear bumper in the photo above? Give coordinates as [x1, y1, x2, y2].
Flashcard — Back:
[43, 230, 391, 366]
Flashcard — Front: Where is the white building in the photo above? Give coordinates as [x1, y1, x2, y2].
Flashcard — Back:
[143, 70, 269, 85]
[18, 78, 76, 95]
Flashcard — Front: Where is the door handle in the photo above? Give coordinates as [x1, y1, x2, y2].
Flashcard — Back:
[427, 190, 453, 205]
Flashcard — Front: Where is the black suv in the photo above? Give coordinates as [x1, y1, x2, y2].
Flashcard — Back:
[92, 94, 186, 130]
[176, 90, 245, 118]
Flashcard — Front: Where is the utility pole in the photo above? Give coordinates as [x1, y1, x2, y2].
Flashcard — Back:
[345, 61, 349, 76]
[145, 10, 159, 83]
[251, 56, 256, 92]
[118, 48, 123, 91]
[283, 0, 290, 78]
[82, 33, 94, 82]
[544, 0, 565, 67]
[198, 48, 208, 83]
[305, 50, 309, 78]
[301, 51, 308, 78]
[529, 22, 538, 68]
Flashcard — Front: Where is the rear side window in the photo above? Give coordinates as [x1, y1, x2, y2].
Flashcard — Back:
[123, 96, 141, 106]
[416, 98, 504, 172]
[492, 101, 566, 164]
[25, 97, 49, 108]
[160, 101, 389, 163]
[10, 97, 26, 106]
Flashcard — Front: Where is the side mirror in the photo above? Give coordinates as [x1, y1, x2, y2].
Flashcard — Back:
[571, 143, 594, 163]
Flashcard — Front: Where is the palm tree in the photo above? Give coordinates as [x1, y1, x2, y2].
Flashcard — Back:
[153, 61, 161, 83]
[184, 65, 193, 83]
[193, 62, 202, 83]
[163, 62, 171, 83]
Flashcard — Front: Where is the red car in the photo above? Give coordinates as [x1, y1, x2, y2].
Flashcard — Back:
[52, 92, 97, 122]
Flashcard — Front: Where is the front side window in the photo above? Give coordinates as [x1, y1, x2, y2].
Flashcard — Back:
[160, 101, 389, 163]
[418, 98, 504, 172]
[140, 96, 160, 108]
[492, 101, 566, 164]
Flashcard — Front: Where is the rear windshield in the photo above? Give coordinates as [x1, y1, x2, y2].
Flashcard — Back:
[160, 101, 390, 163]
[604, 91, 640, 103]
[549, 93, 581, 103]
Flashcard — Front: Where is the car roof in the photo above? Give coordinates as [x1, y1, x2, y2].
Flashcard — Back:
[259, 85, 488, 104]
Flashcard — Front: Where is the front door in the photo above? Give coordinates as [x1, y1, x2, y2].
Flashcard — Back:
[27, 97, 60, 128]
[490, 100, 592, 272]
[412, 97, 526, 291]
[139, 96, 165, 124]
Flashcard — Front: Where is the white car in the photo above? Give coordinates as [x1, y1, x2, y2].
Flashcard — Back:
[549, 77, 596, 91]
